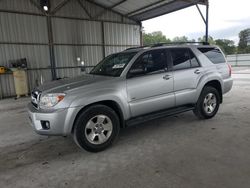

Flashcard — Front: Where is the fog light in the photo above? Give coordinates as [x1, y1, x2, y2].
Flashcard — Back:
[41, 121, 50, 130]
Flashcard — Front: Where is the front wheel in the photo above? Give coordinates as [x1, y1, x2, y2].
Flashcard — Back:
[73, 105, 120, 152]
[193, 86, 220, 119]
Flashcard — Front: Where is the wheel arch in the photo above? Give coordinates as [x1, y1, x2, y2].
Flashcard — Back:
[203, 80, 223, 103]
[71, 100, 125, 134]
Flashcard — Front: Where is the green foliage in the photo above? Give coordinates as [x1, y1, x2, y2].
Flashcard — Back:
[143, 29, 250, 55]
[172, 36, 195, 42]
[198, 35, 216, 45]
[215, 39, 236, 55]
[238, 28, 250, 54]
[143, 31, 195, 45]
[143, 31, 171, 45]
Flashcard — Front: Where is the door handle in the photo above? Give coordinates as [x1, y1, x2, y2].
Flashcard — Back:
[194, 69, 201, 74]
[163, 75, 172, 80]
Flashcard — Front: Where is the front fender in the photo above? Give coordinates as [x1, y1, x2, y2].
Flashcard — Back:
[69, 88, 130, 120]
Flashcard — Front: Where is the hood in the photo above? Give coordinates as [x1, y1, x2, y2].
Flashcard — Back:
[37, 74, 113, 93]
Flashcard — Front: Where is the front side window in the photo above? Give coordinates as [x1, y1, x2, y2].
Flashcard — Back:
[128, 50, 167, 77]
[198, 47, 226, 64]
[90, 52, 137, 77]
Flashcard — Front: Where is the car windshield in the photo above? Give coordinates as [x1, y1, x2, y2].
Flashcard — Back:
[90, 52, 137, 77]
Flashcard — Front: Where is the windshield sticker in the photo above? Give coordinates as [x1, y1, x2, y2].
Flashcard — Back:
[112, 64, 125, 69]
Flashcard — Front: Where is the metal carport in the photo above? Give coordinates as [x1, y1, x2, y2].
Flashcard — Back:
[0, 0, 208, 98]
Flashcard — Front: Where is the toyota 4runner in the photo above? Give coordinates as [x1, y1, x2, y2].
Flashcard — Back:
[28, 43, 233, 152]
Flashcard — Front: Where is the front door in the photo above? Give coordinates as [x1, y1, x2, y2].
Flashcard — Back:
[126, 49, 175, 117]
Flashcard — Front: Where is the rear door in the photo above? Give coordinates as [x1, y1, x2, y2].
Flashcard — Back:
[126, 49, 175, 117]
[198, 47, 230, 79]
[170, 48, 203, 106]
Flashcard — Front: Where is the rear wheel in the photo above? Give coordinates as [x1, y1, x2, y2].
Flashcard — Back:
[193, 86, 220, 119]
[73, 105, 120, 152]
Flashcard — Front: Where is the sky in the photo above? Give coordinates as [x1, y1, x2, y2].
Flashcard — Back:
[142, 0, 250, 44]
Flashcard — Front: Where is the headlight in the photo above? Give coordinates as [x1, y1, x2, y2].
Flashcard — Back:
[39, 93, 65, 108]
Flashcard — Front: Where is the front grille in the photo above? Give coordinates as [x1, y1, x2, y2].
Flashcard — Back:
[31, 90, 41, 109]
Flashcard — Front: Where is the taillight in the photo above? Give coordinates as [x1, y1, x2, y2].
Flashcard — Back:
[227, 63, 232, 76]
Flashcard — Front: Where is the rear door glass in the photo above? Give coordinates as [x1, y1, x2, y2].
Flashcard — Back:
[170, 49, 190, 70]
[189, 50, 200, 68]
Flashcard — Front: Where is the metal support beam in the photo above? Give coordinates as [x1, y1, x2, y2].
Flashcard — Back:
[0, 9, 139, 26]
[94, 0, 127, 19]
[139, 22, 143, 46]
[51, 0, 71, 15]
[0, 41, 138, 47]
[196, 1, 209, 43]
[101, 21, 106, 58]
[46, 15, 57, 80]
[84, 0, 137, 22]
[126, 0, 166, 17]
[205, 1, 209, 43]
[195, 4, 206, 24]
[29, 0, 46, 15]
[77, 0, 92, 19]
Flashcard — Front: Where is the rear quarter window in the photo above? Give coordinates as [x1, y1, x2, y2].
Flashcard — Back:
[198, 47, 226, 64]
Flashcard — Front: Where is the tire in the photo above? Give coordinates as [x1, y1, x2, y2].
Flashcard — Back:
[193, 86, 220, 119]
[73, 105, 120, 152]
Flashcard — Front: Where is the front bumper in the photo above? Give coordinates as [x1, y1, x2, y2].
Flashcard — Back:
[27, 103, 80, 136]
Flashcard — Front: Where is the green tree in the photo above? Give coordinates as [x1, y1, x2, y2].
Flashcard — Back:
[215, 39, 236, 55]
[143, 31, 171, 45]
[198, 35, 216, 45]
[172, 36, 195, 42]
[238, 28, 250, 54]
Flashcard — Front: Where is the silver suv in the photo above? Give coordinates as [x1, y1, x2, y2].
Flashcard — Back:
[28, 44, 233, 152]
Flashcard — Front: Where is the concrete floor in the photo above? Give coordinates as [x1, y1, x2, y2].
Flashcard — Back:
[0, 68, 250, 188]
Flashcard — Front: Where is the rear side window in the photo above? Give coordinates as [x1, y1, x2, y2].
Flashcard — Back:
[198, 47, 225, 64]
[170, 48, 200, 70]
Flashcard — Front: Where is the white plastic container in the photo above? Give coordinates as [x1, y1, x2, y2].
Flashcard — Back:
[12, 69, 28, 98]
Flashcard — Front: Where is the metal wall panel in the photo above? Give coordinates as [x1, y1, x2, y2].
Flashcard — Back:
[0, 44, 50, 97]
[0, 74, 15, 98]
[104, 22, 140, 45]
[0, 0, 140, 98]
[54, 0, 91, 19]
[0, 44, 50, 68]
[122, 17, 138, 24]
[99, 10, 122, 22]
[0, 0, 42, 14]
[27, 69, 52, 91]
[0, 69, 52, 98]
[54, 45, 103, 78]
[105, 46, 130, 56]
[52, 18, 102, 44]
[56, 68, 82, 79]
[0, 12, 48, 43]
[54, 45, 103, 67]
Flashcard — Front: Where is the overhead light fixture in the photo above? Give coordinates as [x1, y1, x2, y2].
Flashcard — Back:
[43, 5, 48, 11]
[40, 0, 49, 12]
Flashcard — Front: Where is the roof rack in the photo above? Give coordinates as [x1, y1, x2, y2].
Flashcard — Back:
[125, 42, 209, 51]
[152, 41, 209, 47]
[125, 46, 150, 51]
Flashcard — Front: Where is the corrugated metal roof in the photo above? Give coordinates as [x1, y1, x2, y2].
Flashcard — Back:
[92, 0, 207, 21]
